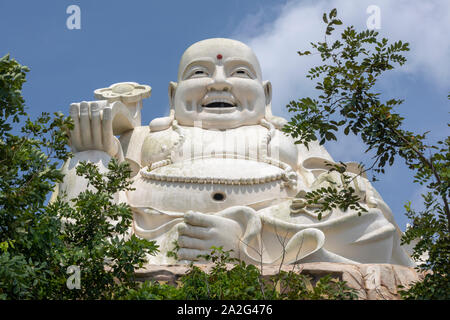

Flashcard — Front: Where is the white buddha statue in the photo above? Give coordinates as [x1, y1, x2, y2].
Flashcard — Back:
[56, 38, 415, 267]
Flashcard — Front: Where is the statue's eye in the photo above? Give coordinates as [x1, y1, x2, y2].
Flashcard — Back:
[188, 68, 209, 79]
[231, 68, 252, 78]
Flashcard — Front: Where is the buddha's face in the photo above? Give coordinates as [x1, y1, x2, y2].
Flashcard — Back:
[171, 38, 271, 129]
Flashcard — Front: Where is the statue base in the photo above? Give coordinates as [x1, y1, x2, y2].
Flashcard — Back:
[135, 262, 425, 300]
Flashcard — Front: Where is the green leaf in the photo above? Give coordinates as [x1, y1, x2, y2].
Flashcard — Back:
[329, 8, 337, 19]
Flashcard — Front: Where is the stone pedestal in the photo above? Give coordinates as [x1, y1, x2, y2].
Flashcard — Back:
[135, 262, 425, 300]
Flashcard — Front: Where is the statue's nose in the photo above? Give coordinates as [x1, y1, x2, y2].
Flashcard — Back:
[207, 66, 232, 92]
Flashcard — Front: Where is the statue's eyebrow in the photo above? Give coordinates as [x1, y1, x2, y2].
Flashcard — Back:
[182, 58, 215, 79]
[223, 58, 259, 78]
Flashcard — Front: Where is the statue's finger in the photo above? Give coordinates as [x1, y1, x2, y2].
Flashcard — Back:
[102, 107, 114, 155]
[90, 102, 102, 150]
[69, 103, 82, 151]
[178, 223, 211, 240]
[178, 236, 210, 250]
[177, 248, 208, 261]
[79, 101, 92, 148]
[184, 211, 212, 227]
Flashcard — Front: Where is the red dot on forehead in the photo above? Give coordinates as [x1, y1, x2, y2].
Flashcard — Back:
[216, 54, 223, 60]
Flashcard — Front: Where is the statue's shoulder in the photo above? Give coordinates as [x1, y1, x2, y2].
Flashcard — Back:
[119, 126, 150, 174]
[120, 124, 175, 145]
[120, 124, 179, 172]
[141, 126, 180, 167]
[120, 125, 149, 150]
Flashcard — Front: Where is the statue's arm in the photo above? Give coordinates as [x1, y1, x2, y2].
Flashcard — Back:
[56, 96, 150, 203]
[54, 82, 151, 202]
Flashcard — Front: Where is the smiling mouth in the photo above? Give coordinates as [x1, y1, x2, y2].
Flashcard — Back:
[203, 102, 235, 108]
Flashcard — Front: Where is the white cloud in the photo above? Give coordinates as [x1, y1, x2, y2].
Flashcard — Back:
[232, 0, 450, 162]
[409, 184, 430, 213]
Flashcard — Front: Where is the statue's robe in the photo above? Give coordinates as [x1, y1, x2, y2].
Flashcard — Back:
[119, 122, 414, 266]
[56, 121, 414, 266]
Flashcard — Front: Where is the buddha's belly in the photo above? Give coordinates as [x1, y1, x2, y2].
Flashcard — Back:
[127, 158, 296, 213]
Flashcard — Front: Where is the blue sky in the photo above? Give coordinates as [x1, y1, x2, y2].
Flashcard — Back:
[1, 0, 449, 231]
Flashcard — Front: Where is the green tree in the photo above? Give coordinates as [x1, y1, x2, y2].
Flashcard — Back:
[47, 159, 158, 299]
[0, 54, 158, 299]
[283, 9, 449, 299]
[125, 247, 357, 300]
[0, 53, 72, 299]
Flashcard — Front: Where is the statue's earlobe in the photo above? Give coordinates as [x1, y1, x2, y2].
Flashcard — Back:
[263, 80, 272, 106]
[263, 80, 273, 119]
[149, 81, 177, 132]
[262, 80, 287, 129]
[168, 81, 178, 109]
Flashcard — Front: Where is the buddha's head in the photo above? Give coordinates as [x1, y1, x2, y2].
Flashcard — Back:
[170, 38, 272, 129]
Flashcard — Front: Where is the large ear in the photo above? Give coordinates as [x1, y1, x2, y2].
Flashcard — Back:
[263, 80, 273, 119]
[168, 81, 178, 109]
[263, 80, 287, 129]
[263, 80, 272, 106]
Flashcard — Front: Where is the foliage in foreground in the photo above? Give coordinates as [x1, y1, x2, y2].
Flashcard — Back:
[284, 9, 449, 299]
[46, 159, 158, 299]
[0, 54, 157, 299]
[399, 193, 449, 299]
[0, 53, 72, 299]
[124, 247, 358, 300]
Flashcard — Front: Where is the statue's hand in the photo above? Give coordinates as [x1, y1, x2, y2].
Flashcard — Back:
[177, 211, 243, 261]
[69, 101, 120, 157]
